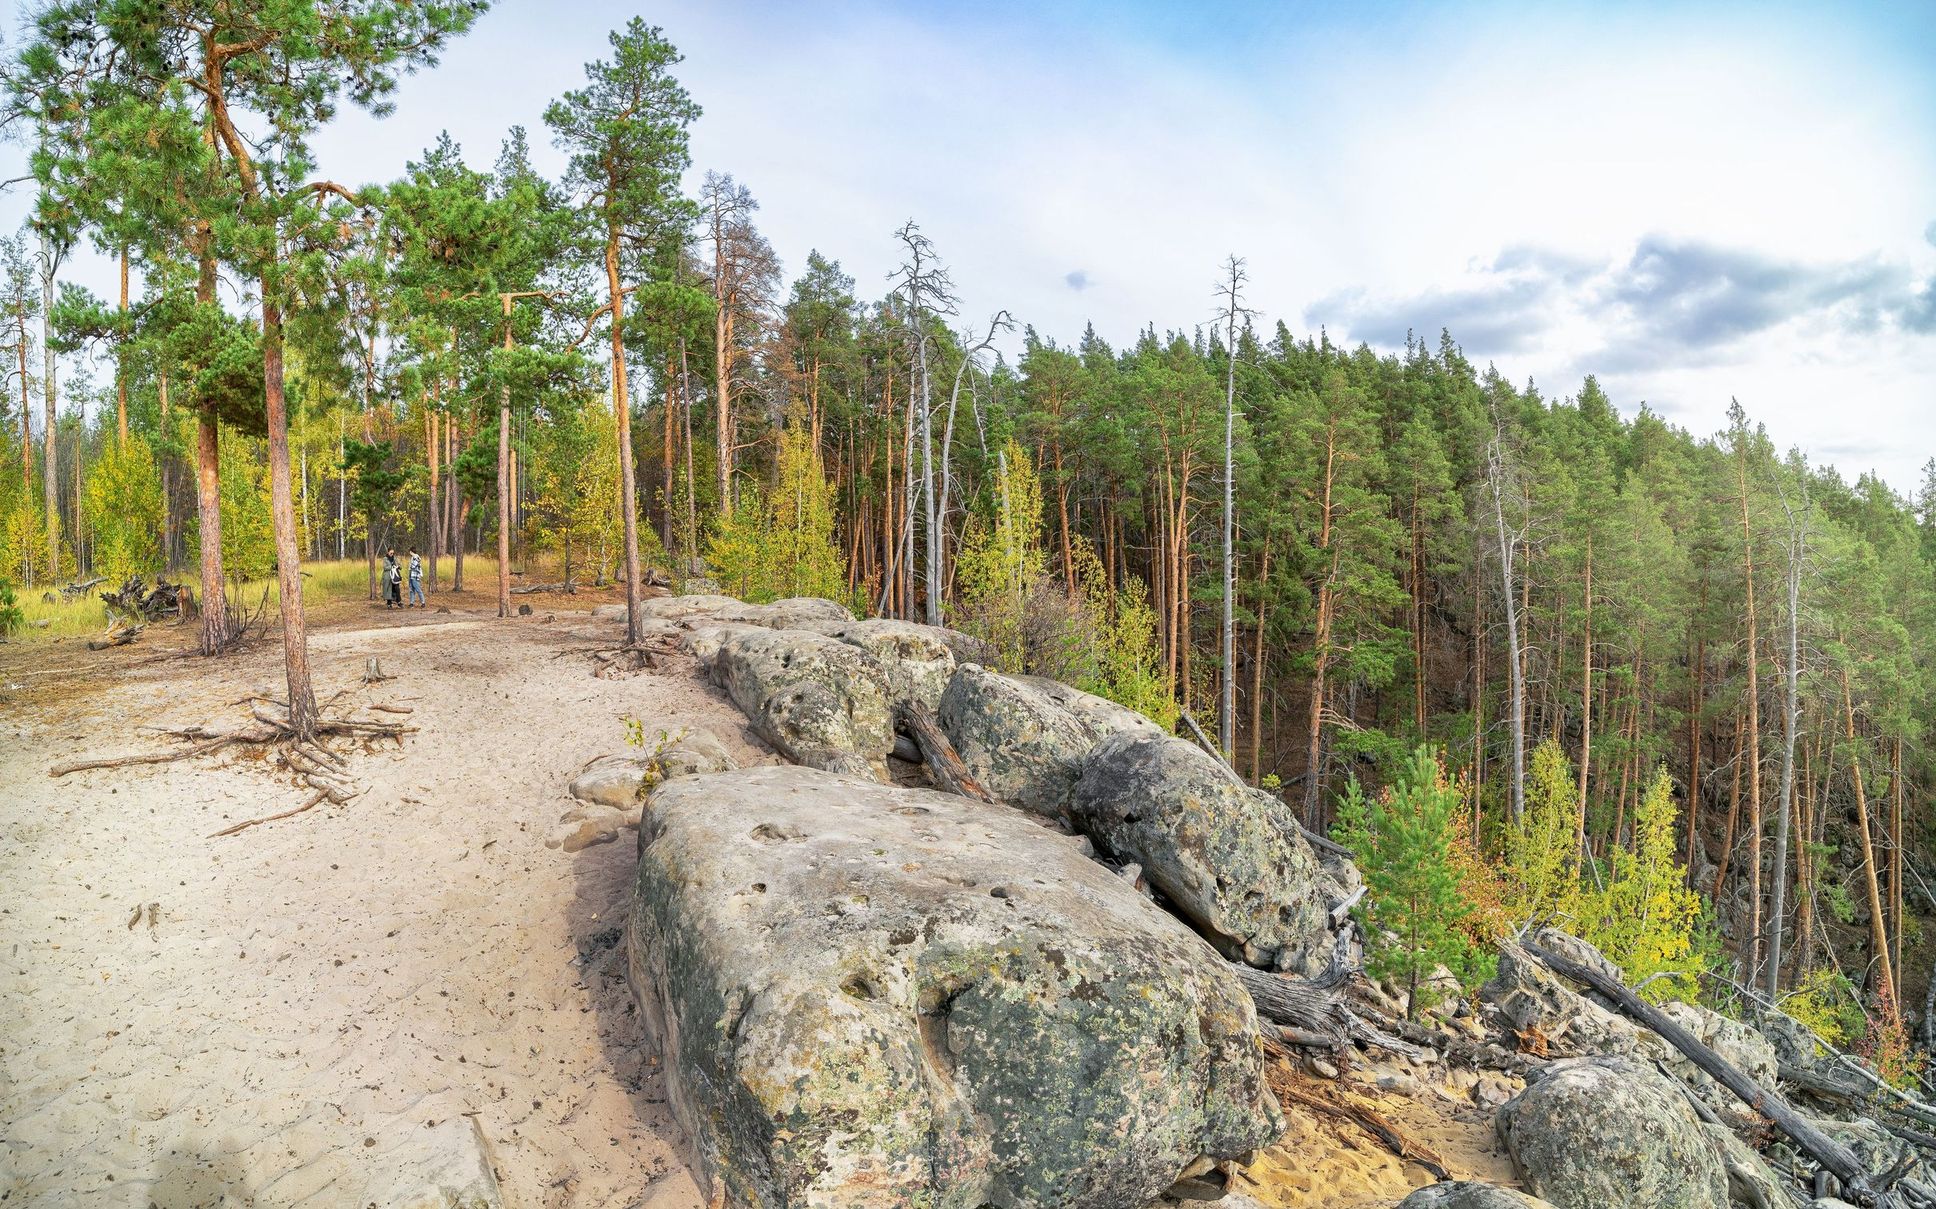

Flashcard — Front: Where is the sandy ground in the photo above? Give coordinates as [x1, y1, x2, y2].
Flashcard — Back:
[0, 592, 773, 1207]
[2, 588, 1521, 1209]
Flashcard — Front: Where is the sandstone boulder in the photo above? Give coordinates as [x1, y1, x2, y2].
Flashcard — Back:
[807, 618, 978, 711]
[1398, 1182, 1557, 1209]
[711, 629, 894, 778]
[936, 664, 1161, 817]
[551, 727, 739, 851]
[1479, 943, 1649, 1059]
[627, 765, 1282, 1208]
[565, 728, 737, 809]
[1655, 1000, 1780, 1129]
[1071, 731, 1329, 971]
[1496, 1056, 1729, 1209]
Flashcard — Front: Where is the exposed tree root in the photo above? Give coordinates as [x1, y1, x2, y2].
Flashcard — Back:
[47, 693, 415, 837]
[208, 789, 329, 838]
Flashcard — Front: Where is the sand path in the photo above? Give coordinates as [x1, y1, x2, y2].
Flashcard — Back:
[1, 604, 768, 1207]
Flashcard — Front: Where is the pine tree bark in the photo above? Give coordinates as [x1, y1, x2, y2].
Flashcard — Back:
[39, 230, 59, 578]
[497, 299, 513, 621]
[1577, 534, 1593, 855]
[261, 284, 318, 738]
[605, 238, 643, 647]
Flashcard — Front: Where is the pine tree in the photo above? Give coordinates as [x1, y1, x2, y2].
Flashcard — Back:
[1336, 745, 1491, 1018]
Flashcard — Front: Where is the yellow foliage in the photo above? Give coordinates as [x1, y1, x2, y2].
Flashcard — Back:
[706, 412, 846, 604]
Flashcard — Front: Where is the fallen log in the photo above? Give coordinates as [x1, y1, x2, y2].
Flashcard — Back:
[1233, 961, 1430, 1062]
[509, 579, 576, 594]
[895, 701, 996, 803]
[59, 576, 106, 599]
[1522, 937, 1889, 1206]
[87, 621, 143, 650]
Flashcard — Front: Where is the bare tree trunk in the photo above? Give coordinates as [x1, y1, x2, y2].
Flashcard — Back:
[261, 283, 318, 738]
[1737, 450, 1765, 984]
[1248, 537, 1271, 783]
[1486, 426, 1527, 822]
[1302, 430, 1338, 827]
[1219, 258, 1244, 757]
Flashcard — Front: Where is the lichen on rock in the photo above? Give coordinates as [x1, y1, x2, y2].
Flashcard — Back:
[627, 764, 1282, 1208]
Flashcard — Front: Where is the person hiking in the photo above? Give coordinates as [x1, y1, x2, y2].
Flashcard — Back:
[383, 549, 402, 609]
[407, 548, 425, 608]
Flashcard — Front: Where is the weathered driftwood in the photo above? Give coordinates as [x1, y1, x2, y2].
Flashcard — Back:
[1522, 937, 1889, 1206]
[87, 621, 143, 649]
[1233, 960, 1429, 1063]
[896, 701, 996, 802]
[59, 576, 106, 599]
[101, 575, 186, 621]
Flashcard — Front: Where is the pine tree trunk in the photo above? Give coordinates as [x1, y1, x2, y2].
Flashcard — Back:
[497, 308, 513, 621]
[607, 246, 642, 646]
[39, 231, 59, 579]
[1577, 535, 1593, 855]
[260, 284, 318, 738]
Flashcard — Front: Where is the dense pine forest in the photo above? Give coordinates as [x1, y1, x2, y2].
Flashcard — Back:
[2, 7, 1930, 1082]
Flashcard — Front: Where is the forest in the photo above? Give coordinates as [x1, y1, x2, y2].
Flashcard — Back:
[2, 4, 1931, 1091]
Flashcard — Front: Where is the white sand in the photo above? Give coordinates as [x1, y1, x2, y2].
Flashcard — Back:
[1, 608, 772, 1206]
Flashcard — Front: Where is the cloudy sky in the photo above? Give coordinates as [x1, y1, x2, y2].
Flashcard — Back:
[5, 0, 1933, 490]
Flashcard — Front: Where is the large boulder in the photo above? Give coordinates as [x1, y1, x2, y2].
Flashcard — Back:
[711, 629, 894, 779]
[627, 765, 1282, 1208]
[806, 619, 981, 712]
[1496, 1056, 1729, 1209]
[1479, 943, 1649, 1059]
[936, 665, 1161, 818]
[1398, 1183, 1557, 1209]
[1655, 1000, 1780, 1130]
[1071, 731, 1329, 971]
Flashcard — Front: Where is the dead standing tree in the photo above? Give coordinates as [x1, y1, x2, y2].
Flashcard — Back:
[1214, 255, 1254, 761]
[890, 221, 959, 627]
[1484, 413, 1530, 823]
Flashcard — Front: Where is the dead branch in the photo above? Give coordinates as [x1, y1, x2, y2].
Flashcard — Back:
[895, 701, 995, 802]
[1270, 1075, 1450, 1181]
[209, 789, 328, 838]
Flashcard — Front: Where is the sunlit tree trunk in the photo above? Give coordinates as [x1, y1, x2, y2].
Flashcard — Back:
[1840, 669, 1898, 1024]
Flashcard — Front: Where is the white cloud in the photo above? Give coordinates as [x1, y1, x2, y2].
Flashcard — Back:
[4, 0, 1931, 488]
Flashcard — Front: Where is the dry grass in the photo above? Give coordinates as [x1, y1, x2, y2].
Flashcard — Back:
[4, 553, 530, 644]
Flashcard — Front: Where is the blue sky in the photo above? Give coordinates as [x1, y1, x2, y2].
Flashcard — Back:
[5, 0, 1933, 489]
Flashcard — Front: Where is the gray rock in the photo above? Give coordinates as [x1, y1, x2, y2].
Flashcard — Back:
[1398, 1182, 1557, 1209]
[808, 618, 979, 711]
[565, 728, 737, 810]
[1480, 943, 1649, 1058]
[1703, 1121, 1790, 1209]
[1656, 1000, 1780, 1129]
[628, 764, 1282, 1208]
[1071, 732, 1329, 971]
[1496, 1056, 1729, 1209]
[1021, 674, 1166, 741]
[937, 664, 1160, 818]
[637, 593, 745, 622]
[680, 621, 765, 668]
[711, 629, 895, 779]
[737, 596, 856, 628]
